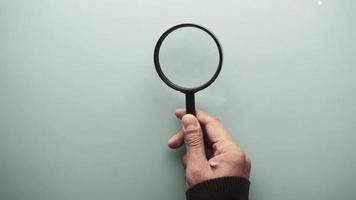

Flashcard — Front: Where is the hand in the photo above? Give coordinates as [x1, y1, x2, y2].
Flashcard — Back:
[168, 109, 251, 188]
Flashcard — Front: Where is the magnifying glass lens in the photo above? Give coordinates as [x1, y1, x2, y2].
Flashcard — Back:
[158, 27, 220, 88]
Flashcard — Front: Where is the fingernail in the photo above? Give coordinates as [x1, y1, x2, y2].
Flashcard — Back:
[182, 115, 200, 132]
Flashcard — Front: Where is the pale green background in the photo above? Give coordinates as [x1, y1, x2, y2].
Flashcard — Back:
[1, 0, 356, 199]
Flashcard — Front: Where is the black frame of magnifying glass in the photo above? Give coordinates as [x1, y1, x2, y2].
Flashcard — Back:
[154, 23, 223, 115]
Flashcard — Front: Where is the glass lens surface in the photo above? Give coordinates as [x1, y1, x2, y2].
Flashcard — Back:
[158, 27, 220, 88]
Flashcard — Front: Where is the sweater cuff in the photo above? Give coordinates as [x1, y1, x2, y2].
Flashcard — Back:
[186, 177, 250, 200]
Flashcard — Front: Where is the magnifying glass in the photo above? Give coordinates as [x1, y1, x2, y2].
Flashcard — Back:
[154, 23, 223, 115]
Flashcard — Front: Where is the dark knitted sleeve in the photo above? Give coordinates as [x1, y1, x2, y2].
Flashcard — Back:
[186, 177, 250, 200]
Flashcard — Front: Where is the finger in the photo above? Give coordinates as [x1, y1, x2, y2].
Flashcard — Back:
[175, 108, 186, 118]
[176, 109, 233, 144]
[168, 129, 184, 149]
[181, 114, 208, 169]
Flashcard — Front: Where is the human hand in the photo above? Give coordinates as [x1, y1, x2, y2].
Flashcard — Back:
[168, 109, 251, 188]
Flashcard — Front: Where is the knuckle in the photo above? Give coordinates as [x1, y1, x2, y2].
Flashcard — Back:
[205, 121, 220, 133]
[185, 133, 203, 147]
[205, 119, 226, 134]
[205, 123, 214, 133]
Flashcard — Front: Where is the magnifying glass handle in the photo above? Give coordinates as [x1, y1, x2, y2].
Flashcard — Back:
[185, 93, 196, 115]
[185, 93, 213, 158]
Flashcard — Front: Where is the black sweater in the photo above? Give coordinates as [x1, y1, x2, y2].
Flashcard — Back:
[186, 177, 250, 200]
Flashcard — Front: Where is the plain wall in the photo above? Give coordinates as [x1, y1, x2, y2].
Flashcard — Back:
[1, 0, 356, 199]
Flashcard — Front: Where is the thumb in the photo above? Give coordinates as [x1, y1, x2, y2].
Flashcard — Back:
[182, 114, 207, 168]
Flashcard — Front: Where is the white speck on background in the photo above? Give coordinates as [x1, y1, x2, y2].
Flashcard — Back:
[317, 0, 323, 6]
